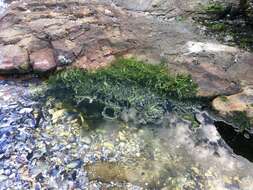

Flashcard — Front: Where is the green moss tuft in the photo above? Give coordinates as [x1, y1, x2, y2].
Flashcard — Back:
[209, 23, 226, 31]
[49, 58, 198, 99]
[48, 58, 198, 123]
[202, 2, 226, 14]
[230, 111, 253, 131]
[182, 114, 199, 128]
[219, 95, 229, 102]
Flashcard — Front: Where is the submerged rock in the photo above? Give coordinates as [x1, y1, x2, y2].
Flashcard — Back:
[85, 160, 170, 188]
[212, 86, 253, 131]
[213, 86, 253, 116]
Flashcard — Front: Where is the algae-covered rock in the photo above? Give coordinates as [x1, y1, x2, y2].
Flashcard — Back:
[45, 96, 90, 132]
[85, 160, 174, 188]
[212, 86, 253, 131]
[48, 58, 198, 124]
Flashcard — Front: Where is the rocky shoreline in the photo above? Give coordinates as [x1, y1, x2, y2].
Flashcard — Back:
[0, 0, 246, 95]
[0, 0, 253, 189]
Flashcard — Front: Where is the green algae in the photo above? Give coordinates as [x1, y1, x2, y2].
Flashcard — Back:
[207, 23, 226, 31]
[202, 2, 227, 14]
[182, 114, 200, 128]
[230, 111, 253, 131]
[47, 58, 198, 123]
[49, 58, 197, 99]
[219, 95, 229, 102]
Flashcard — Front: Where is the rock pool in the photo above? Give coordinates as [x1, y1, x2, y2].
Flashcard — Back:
[0, 80, 253, 189]
[0, 0, 253, 189]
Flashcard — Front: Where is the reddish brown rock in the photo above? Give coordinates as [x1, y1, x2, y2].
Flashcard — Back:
[0, 0, 252, 98]
[0, 45, 30, 74]
[30, 48, 56, 73]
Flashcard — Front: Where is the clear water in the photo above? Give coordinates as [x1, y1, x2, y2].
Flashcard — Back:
[0, 0, 6, 14]
[0, 81, 253, 189]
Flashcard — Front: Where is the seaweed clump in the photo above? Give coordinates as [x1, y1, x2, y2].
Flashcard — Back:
[48, 58, 198, 123]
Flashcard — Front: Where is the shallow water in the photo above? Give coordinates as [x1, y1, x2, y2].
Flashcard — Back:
[0, 81, 253, 189]
[0, 0, 6, 14]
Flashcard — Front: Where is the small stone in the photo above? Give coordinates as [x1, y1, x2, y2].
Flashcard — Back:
[104, 9, 113, 16]
[244, 133, 250, 139]
[0, 174, 8, 181]
[19, 108, 33, 114]
[195, 112, 205, 124]
[81, 136, 91, 145]
[103, 142, 114, 150]
[51, 109, 67, 123]
[67, 160, 83, 169]
[35, 183, 41, 190]
[4, 169, 11, 176]
[118, 131, 127, 141]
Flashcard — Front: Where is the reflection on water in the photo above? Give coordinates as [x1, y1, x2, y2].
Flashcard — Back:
[0, 80, 253, 189]
[83, 117, 253, 189]
[216, 121, 253, 162]
[0, 0, 6, 14]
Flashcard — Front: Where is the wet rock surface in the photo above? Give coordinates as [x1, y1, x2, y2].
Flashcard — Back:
[0, 0, 252, 97]
[213, 86, 253, 117]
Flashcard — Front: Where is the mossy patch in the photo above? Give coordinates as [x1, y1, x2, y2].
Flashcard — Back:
[219, 95, 229, 102]
[48, 58, 198, 123]
[182, 114, 199, 128]
[207, 23, 226, 31]
[202, 2, 227, 14]
[229, 111, 253, 131]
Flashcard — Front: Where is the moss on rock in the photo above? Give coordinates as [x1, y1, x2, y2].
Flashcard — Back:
[48, 58, 198, 123]
[230, 111, 253, 131]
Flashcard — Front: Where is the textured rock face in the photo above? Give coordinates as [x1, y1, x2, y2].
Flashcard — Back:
[30, 48, 56, 73]
[0, 0, 252, 98]
[0, 45, 30, 74]
[213, 86, 253, 120]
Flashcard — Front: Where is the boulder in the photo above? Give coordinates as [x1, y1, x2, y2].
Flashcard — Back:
[212, 86, 253, 118]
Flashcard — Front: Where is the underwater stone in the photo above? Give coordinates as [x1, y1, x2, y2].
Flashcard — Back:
[67, 160, 83, 170]
[19, 108, 33, 114]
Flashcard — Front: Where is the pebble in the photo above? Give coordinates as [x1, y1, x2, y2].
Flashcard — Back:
[19, 108, 33, 114]
[81, 136, 91, 145]
[244, 133, 250, 139]
[67, 160, 83, 169]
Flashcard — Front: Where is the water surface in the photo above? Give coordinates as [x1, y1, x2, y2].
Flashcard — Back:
[0, 81, 253, 189]
[0, 0, 6, 14]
